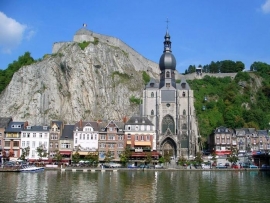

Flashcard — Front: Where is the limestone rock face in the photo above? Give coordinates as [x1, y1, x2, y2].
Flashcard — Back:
[0, 31, 160, 125]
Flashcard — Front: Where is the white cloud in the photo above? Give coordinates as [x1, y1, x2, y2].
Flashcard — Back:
[261, 0, 270, 14]
[26, 30, 36, 41]
[0, 12, 27, 53]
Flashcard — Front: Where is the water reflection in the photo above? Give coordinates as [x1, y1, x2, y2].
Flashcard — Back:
[0, 170, 269, 203]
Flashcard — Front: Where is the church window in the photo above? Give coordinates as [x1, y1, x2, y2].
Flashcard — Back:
[162, 115, 175, 134]
[182, 92, 186, 97]
[183, 109, 186, 115]
[182, 123, 187, 129]
[151, 92, 154, 97]
[166, 71, 170, 78]
[181, 133, 188, 148]
[151, 110, 154, 115]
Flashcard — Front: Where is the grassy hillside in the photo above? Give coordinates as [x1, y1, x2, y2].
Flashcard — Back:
[188, 65, 270, 138]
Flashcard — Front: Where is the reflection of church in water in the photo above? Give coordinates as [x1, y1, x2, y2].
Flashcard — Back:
[142, 30, 198, 159]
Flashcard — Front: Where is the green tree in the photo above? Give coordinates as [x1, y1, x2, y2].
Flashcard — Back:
[145, 152, 152, 164]
[119, 147, 131, 166]
[177, 155, 187, 166]
[54, 149, 63, 163]
[142, 71, 150, 85]
[36, 146, 48, 160]
[226, 148, 239, 164]
[194, 152, 203, 165]
[104, 151, 113, 163]
[19, 147, 30, 161]
[72, 151, 80, 163]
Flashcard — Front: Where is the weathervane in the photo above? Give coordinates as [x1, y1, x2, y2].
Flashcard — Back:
[83, 23, 87, 27]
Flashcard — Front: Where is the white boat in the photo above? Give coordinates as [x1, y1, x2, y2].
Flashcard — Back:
[19, 165, 44, 172]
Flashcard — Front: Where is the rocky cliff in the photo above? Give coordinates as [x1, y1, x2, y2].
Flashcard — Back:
[0, 28, 161, 125]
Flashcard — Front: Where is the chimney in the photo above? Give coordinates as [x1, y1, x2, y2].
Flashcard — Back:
[123, 116, 128, 123]
[80, 119, 82, 128]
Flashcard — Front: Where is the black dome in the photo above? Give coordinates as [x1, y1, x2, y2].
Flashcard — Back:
[159, 52, 176, 71]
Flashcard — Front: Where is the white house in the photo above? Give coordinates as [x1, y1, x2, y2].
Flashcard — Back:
[73, 120, 99, 156]
[21, 124, 50, 161]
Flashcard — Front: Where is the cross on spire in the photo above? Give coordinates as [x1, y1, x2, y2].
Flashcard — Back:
[166, 18, 169, 30]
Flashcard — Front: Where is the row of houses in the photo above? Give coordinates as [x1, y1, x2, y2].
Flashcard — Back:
[0, 116, 157, 163]
[209, 126, 270, 156]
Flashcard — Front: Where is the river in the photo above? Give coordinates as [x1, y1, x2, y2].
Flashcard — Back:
[0, 170, 269, 203]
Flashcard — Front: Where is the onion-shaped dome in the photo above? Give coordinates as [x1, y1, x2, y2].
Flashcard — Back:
[159, 30, 176, 71]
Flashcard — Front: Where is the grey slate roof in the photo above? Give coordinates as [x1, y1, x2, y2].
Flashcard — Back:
[125, 115, 154, 126]
[22, 125, 50, 132]
[60, 125, 75, 140]
[176, 78, 191, 90]
[98, 120, 125, 132]
[214, 126, 232, 134]
[0, 117, 12, 128]
[74, 121, 99, 131]
[5, 121, 25, 132]
[51, 120, 63, 128]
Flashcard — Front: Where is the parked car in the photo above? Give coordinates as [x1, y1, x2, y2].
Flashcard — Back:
[127, 164, 138, 168]
[201, 164, 211, 169]
[216, 163, 227, 169]
[104, 162, 122, 168]
[261, 164, 270, 169]
[225, 163, 230, 167]
[249, 164, 258, 169]
[154, 164, 163, 169]
[139, 164, 150, 169]
[231, 164, 240, 169]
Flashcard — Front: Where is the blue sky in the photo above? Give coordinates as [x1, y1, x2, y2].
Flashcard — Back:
[1, 0, 270, 73]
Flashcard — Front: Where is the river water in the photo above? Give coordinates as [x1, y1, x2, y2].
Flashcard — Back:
[0, 170, 269, 203]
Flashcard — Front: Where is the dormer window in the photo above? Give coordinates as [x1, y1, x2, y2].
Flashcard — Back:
[135, 119, 138, 124]
[150, 83, 154, 87]
[151, 92, 154, 97]
[43, 126, 47, 130]
[27, 126, 31, 129]
[142, 119, 145, 123]
[166, 83, 170, 87]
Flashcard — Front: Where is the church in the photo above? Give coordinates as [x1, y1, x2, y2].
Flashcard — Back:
[142, 30, 199, 160]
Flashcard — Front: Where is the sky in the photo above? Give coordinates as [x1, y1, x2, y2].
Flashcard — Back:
[1, 0, 270, 73]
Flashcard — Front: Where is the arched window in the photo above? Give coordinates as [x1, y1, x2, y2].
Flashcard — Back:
[182, 92, 186, 97]
[162, 115, 175, 133]
[181, 133, 188, 148]
[151, 110, 154, 115]
[166, 71, 170, 78]
[182, 123, 187, 129]
[151, 92, 154, 97]
[183, 109, 186, 115]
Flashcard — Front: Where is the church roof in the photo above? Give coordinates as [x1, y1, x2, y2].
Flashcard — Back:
[159, 30, 176, 71]
[176, 78, 191, 90]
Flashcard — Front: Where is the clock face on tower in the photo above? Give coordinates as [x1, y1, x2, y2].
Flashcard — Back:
[166, 103, 170, 107]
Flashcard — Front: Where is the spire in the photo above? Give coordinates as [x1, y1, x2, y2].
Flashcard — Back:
[164, 18, 172, 53]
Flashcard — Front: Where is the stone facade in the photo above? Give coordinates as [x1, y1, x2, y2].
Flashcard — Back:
[142, 31, 199, 160]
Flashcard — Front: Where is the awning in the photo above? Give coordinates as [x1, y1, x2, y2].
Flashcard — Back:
[127, 141, 131, 145]
[60, 151, 72, 155]
[131, 151, 160, 157]
[73, 151, 98, 155]
[215, 150, 231, 155]
[134, 141, 151, 146]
